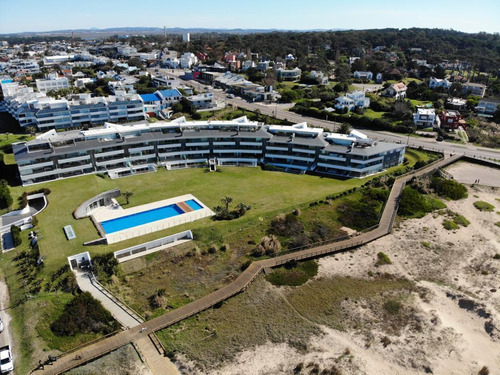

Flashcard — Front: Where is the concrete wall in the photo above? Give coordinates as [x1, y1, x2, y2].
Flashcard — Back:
[73, 189, 121, 219]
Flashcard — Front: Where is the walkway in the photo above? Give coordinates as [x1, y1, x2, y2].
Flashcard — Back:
[37, 154, 464, 375]
[75, 271, 142, 329]
[135, 335, 180, 375]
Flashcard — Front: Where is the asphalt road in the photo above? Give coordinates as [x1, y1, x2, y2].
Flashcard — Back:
[152, 68, 500, 161]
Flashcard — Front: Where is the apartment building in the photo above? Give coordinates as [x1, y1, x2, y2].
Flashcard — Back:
[36, 73, 69, 92]
[13, 118, 405, 186]
[413, 107, 439, 128]
[2, 82, 145, 130]
[276, 67, 302, 81]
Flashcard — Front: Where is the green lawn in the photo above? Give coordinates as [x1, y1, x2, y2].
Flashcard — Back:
[364, 109, 385, 119]
[8, 167, 369, 275]
[409, 99, 433, 107]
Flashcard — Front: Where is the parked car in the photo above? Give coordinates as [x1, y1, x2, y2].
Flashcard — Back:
[227, 94, 235, 99]
[0, 316, 3, 332]
[0, 345, 14, 373]
[436, 135, 444, 141]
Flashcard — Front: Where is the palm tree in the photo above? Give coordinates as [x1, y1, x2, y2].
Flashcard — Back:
[220, 196, 233, 212]
[236, 202, 247, 216]
[122, 191, 134, 205]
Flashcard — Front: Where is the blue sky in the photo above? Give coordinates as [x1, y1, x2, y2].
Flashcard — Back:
[0, 0, 498, 34]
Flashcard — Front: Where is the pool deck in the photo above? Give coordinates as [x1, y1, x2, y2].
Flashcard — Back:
[91, 194, 214, 244]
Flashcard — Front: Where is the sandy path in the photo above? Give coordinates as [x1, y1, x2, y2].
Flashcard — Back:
[0, 278, 15, 373]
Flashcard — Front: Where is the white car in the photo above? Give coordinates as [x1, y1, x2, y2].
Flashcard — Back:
[0, 345, 14, 373]
[0, 317, 3, 332]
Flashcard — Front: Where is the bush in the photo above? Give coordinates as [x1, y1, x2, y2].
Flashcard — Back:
[0, 179, 13, 209]
[50, 292, 120, 336]
[337, 200, 380, 231]
[376, 252, 392, 266]
[92, 253, 119, 282]
[398, 187, 446, 218]
[383, 299, 402, 314]
[443, 219, 459, 230]
[431, 177, 468, 200]
[473, 201, 495, 212]
[266, 260, 318, 286]
[11, 225, 22, 247]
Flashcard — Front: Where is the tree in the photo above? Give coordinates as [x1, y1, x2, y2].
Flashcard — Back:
[221, 196, 233, 212]
[25, 126, 37, 136]
[338, 122, 352, 134]
[122, 191, 134, 205]
[0, 179, 13, 210]
[280, 89, 298, 103]
[334, 63, 351, 82]
[236, 202, 247, 216]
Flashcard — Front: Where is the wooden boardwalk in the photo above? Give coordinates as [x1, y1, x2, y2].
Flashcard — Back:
[135, 334, 180, 375]
[35, 154, 463, 375]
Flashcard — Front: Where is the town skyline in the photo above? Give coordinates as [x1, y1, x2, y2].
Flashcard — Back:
[0, 0, 499, 35]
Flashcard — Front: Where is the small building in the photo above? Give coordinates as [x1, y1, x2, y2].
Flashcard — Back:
[383, 82, 407, 99]
[353, 71, 373, 80]
[429, 77, 451, 90]
[413, 107, 438, 128]
[334, 96, 355, 112]
[462, 82, 486, 98]
[440, 110, 466, 131]
[335, 91, 370, 112]
[309, 70, 329, 85]
[446, 97, 467, 110]
[475, 99, 500, 116]
[375, 72, 383, 83]
[276, 67, 301, 81]
[186, 92, 215, 110]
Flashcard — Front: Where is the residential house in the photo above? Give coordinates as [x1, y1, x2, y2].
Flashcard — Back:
[353, 71, 373, 80]
[413, 108, 438, 128]
[256, 61, 270, 72]
[429, 77, 451, 90]
[462, 82, 486, 98]
[241, 60, 255, 71]
[335, 91, 370, 112]
[309, 70, 328, 85]
[276, 67, 301, 81]
[475, 99, 500, 116]
[383, 82, 407, 99]
[446, 98, 467, 110]
[375, 73, 383, 83]
[186, 93, 215, 110]
[179, 53, 198, 69]
[439, 110, 466, 131]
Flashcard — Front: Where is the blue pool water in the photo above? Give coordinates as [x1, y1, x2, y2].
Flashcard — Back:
[100, 200, 203, 234]
[186, 199, 203, 210]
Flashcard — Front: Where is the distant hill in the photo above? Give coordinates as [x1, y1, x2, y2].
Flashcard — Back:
[0, 27, 342, 38]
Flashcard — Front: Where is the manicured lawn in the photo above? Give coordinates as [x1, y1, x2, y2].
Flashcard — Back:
[409, 99, 432, 107]
[9, 167, 369, 275]
[364, 109, 385, 119]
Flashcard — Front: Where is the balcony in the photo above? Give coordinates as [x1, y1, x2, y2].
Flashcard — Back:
[58, 155, 91, 164]
[94, 149, 124, 159]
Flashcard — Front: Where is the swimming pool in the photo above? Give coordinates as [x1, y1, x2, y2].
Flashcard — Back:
[100, 200, 203, 234]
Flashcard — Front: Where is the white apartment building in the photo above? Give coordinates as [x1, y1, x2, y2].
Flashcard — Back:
[413, 107, 439, 128]
[36, 73, 69, 92]
[180, 53, 198, 69]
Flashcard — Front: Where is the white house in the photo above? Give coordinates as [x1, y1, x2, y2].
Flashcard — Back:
[335, 91, 370, 112]
[384, 82, 407, 99]
[36, 73, 69, 92]
[429, 77, 451, 90]
[186, 92, 215, 110]
[413, 107, 438, 128]
[180, 53, 198, 69]
[309, 70, 329, 85]
[335, 96, 356, 112]
[353, 71, 373, 80]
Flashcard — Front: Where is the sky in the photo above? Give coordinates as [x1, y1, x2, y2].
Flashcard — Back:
[0, 0, 499, 34]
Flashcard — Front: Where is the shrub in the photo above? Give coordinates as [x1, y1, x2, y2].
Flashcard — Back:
[431, 177, 468, 200]
[51, 292, 120, 336]
[473, 201, 495, 212]
[443, 220, 459, 230]
[92, 253, 119, 282]
[493, 254, 500, 260]
[266, 260, 318, 286]
[452, 214, 470, 227]
[0, 179, 13, 209]
[398, 187, 446, 218]
[31, 215, 38, 227]
[337, 200, 380, 231]
[384, 300, 402, 314]
[376, 252, 392, 266]
[478, 366, 489, 375]
[421, 241, 430, 248]
[11, 225, 22, 247]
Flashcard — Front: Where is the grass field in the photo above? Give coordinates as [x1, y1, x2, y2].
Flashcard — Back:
[157, 274, 415, 370]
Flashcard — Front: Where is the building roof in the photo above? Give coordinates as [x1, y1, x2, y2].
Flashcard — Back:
[158, 89, 182, 98]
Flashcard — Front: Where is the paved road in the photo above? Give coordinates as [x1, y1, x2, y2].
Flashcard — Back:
[154, 69, 500, 162]
[0, 279, 14, 373]
[37, 154, 464, 375]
